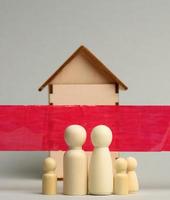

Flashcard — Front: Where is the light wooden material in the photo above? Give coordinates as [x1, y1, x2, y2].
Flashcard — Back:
[38, 46, 128, 91]
[127, 157, 139, 193]
[42, 157, 57, 195]
[88, 151, 118, 178]
[112, 155, 117, 194]
[63, 125, 87, 195]
[49, 54, 114, 84]
[49, 151, 64, 179]
[50, 84, 117, 105]
[88, 125, 113, 195]
[38, 45, 128, 179]
[114, 158, 128, 195]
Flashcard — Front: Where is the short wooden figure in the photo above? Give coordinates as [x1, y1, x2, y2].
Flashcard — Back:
[88, 125, 113, 195]
[38, 45, 128, 179]
[114, 157, 128, 195]
[127, 157, 139, 193]
[42, 157, 57, 195]
[63, 125, 87, 195]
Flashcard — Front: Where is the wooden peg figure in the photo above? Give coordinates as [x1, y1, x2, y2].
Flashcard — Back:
[114, 158, 128, 195]
[42, 157, 57, 195]
[127, 157, 139, 193]
[88, 125, 113, 195]
[63, 125, 87, 195]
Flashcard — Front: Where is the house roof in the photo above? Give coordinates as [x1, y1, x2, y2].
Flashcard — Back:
[38, 45, 128, 91]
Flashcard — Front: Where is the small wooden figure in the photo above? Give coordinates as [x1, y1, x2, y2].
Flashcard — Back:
[114, 158, 128, 195]
[63, 125, 87, 195]
[42, 157, 57, 195]
[88, 125, 113, 195]
[127, 157, 139, 193]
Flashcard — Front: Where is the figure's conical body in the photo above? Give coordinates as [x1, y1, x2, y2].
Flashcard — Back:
[127, 157, 139, 193]
[42, 157, 57, 195]
[114, 158, 128, 195]
[88, 125, 113, 195]
[63, 125, 87, 195]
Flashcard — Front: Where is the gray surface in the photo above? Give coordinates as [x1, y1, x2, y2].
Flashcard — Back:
[0, 0, 170, 197]
[0, 179, 170, 200]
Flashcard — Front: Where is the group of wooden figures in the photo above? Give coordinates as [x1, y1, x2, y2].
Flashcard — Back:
[42, 125, 139, 196]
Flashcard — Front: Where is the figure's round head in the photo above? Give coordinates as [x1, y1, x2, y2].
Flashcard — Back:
[64, 125, 86, 148]
[115, 157, 127, 172]
[43, 157, 56, 172]
[127, 157, 137, 171]
[91, 125, 112, 147]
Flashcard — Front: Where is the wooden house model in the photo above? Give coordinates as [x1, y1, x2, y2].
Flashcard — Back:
[39, 45, 128, 179]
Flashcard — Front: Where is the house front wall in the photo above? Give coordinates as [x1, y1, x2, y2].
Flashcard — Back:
[49, 84, 118, 105]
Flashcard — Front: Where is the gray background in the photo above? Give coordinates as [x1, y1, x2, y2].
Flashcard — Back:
[0, 0, 170, 198]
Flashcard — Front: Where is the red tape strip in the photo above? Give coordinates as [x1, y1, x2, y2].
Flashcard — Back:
[0, 105, 170, 151]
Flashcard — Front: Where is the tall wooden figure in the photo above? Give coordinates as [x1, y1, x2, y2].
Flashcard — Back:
[63, 125, 87, 195]
[88, 125, 113, 195]
[127, 157, 139, 193]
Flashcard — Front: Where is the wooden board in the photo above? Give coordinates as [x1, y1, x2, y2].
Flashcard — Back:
[49, 150, 65, 179]
[49, 54, 114, 84]
[50, 84, 117, 105]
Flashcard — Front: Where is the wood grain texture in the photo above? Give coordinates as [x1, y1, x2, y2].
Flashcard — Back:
[38, 46, 128, 91]
[50, 84, 116, 105]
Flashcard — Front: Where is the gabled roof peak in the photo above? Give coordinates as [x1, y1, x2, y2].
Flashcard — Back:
[38, 45, 128, 91]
